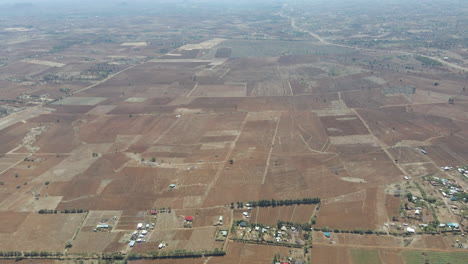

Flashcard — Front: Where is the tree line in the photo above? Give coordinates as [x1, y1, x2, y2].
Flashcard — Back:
[38, 209, 88, 214]
[127, 249, 226, 260]
[232, 197, 321, 209]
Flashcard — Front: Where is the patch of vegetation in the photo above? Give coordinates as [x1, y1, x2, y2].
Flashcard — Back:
[350, 249, 382, 264]
[402, 251, 468, 264]
[415, 56, 443, 66]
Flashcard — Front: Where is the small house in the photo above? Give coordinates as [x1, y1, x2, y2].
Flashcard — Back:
[129, 241, 135, 247]
[185, 216, 194, 222]
[150, 210, 158, 215]
[137, 223, 143, 229]
[406, 227, 415, 233]
[221, 230, 228, 237]
[415, 209, 420, 215]
[239, 221, 247, 228]
[447, 223, 459, 229]
[324, 232, 331, 238]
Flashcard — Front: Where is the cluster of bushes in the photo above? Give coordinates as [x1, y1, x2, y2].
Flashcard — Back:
[23, 252, 64, 257]
[0, 251, 22, 257]
[277, 220, 312, 231]
[0, 251, 66, 258]
[415, 55, 443, 67]
[101, 253, 125, 260]
[127, 249, 226, 260]
[38, 209, 88, 214]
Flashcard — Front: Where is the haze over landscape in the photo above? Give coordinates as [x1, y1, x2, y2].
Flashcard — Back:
[0, 0, 467, 263]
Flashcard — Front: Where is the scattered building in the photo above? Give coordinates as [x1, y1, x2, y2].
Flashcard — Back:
[447, 223, 459, 229]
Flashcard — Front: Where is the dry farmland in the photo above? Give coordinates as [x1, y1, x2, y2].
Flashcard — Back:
[0, 1, 467, 263]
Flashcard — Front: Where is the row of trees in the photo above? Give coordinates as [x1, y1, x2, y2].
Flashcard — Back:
[38, 209, 88, 214]
[127, 249, 226, 260]
[233, 198, 321, 209]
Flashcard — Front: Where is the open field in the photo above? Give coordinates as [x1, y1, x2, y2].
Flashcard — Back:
[402, 251, 468, 264]
[0, 1, 467, 263]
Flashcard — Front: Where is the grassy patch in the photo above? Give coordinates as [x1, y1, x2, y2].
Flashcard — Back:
[415, 55, 443, 66]
[351, 249, 382, 264]
[402, 251, 468, 264]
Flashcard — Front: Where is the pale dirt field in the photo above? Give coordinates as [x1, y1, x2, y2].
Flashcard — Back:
[178, 38, 226, 50]
[121, 42, 148, 46]
[53, 97, 107, 106]
[329, 135, 378, 145]
[32, 143, 113, 183]
[0, 106, 53, 131]
[23, 59, 65, 67]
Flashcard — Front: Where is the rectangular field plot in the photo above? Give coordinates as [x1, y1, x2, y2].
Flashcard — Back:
[250, 204, 316, 226]
[190, 84, 247, 97]
[351, 249, 382, 264]
[320, 115, 369, 136]
[53, 96, 107, 105]
[402, 251, 468, 264]
[0, 213, 85, 251]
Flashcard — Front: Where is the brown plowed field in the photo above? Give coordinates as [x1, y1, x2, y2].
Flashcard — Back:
[316, 188, 379, 230]
[320, 115, 369, 136]
[1, 29, 467, 262]
[311, 245, 353, 264]
[0, 213, 85, 251]
[250, 204, 316, 226]
[357, 107, 457, 146]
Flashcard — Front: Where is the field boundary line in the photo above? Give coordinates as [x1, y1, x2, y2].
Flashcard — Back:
[186, 82, 199, 97]
[261, 116, 281, 184]
[153, 118, 181, 144]
[312, 242, 468, 252]
[204, 113, 249, 195]
[287, 80, 293, 95]
[219, 68, 231, 79]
